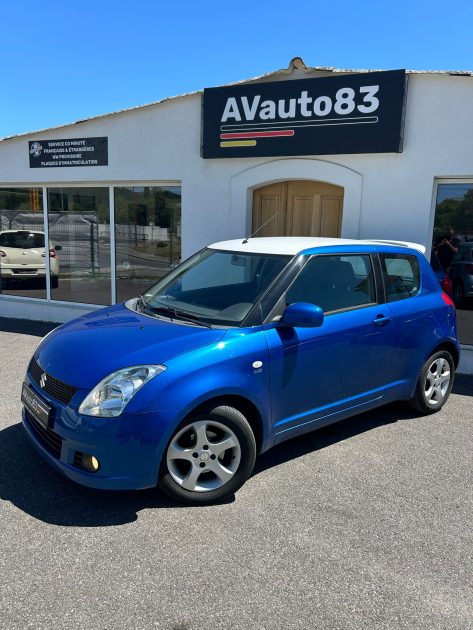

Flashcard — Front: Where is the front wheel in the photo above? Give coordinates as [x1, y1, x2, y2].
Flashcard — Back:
[158, 405, 257, 505]
[408, 350, 455, 414]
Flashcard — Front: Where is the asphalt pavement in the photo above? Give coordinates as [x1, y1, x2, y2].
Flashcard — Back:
[0, 319, 472, 630]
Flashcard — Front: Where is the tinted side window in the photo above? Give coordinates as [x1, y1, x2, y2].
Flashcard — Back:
[379, 253, 420, 302]
[286, 254, 376, 313]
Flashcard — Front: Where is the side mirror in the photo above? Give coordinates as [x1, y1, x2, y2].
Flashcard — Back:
[54, 245, 63, 252]
[279, 302, 324, 328]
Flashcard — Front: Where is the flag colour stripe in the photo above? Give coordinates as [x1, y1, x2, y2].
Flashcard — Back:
[220, 140, 258, 148]
[220, 130, 295, 139]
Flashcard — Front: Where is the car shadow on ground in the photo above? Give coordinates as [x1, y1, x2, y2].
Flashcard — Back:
[1, 372, 471, 527]
[0, 423, 184, 527]
[0, 316, 59, 337]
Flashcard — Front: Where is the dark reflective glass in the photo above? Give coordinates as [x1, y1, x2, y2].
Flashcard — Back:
[0, 188, 46, 299]
[433, 183, 473, 345]
[434, 183, 473, 245]
[47, 187, 111, 304]
[114, 186, 181, 302]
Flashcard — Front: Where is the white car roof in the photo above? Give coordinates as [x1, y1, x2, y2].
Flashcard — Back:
[208, 237, 426, 256]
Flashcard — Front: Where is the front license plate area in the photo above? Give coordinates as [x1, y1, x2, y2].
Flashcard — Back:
[22, 383, 51, 429]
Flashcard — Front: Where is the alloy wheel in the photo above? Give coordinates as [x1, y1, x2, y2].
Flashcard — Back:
[424, 357, 451, 405]
[166, 420, 242, 492]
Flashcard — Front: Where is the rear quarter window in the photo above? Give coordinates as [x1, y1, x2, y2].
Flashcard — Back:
[379, 253, 421, 302]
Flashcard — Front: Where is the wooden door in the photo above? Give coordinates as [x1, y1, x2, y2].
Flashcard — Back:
[252, 180, 343, 238]
[251, 182, 286, 237]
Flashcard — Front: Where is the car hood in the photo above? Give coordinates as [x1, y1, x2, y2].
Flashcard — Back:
[34, 302, 226, 389]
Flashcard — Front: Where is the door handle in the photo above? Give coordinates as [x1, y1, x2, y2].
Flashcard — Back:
[373, 314, 392, 326]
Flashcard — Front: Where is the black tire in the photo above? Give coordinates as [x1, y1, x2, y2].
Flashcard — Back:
[51, 276, 59, 289]
[408, 350, 455, 415]
[158, 405, 257, 505]
[453, 281, 464, 308]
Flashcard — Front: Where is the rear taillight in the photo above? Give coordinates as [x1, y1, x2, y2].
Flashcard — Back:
[42, 248, 56, 258]
[441, 275, 453, 297]
[0, 250, 5, 257]
[465, 263, 473, 274]
[441, 292, 455, 307]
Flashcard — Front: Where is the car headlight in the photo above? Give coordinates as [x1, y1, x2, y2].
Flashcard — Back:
[78, 365, 166, 417]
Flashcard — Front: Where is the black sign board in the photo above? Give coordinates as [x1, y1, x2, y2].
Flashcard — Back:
[29, 136, 108, 168]
[202, 70, 407, 159]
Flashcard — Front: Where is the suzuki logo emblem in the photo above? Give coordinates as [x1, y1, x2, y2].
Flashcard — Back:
[40, 373, 47, 388]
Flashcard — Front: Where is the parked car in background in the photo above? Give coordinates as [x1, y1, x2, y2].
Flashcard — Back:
[430, 250, 453, 297]
[448, 242, 473, 306]
[21, 237, 459, 505]
[0, 230, 61, 287]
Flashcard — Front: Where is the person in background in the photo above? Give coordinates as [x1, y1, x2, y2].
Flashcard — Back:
[435, 226, 461, 270]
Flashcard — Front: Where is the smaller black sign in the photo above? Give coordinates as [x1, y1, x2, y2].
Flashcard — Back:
[29, 137, 108, 168]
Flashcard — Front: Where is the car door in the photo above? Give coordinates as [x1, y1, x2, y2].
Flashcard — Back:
[378, 251, 450, 390]
[263, 253, 397, 443]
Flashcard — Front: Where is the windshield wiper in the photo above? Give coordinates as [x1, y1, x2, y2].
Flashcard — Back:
[144, 303, 212, 328]
[136, 295, 156, 316]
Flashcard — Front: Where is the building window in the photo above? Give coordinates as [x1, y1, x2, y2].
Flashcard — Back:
[433, 183, 473, 246]
[47, 187, 111, 305]
[0, 187, 46, 299]
[114, 186, 181, 302]
[1, 184, 182, 309]
[433, 182, 473, 346]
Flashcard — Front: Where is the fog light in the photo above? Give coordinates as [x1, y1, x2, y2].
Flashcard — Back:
[74, 452, 101, 472]
[89, 456, 100, 471]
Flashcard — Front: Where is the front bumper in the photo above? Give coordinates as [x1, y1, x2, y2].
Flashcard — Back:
[22, 373, 178, 490]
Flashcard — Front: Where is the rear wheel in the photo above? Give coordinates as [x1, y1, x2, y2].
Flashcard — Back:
[408, 350, 455, 414]
[158, 405, 256, 505]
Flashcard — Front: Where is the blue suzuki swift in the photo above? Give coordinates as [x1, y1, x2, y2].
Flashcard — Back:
[21, 237, 459, 504]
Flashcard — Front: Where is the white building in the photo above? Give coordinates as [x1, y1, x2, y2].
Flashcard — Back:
[0, 58, 472, 357]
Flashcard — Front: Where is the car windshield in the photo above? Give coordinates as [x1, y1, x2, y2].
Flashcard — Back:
[0, 231, 44, 248]
[140, 248, 291, 326]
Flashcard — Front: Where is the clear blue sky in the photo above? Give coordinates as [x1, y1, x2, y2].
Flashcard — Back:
[1, 0, 472, 139]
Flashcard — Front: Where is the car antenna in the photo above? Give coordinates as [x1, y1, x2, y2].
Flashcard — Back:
[242, 213, 277, 244]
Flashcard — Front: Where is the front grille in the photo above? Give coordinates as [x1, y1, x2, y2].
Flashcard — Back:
[73, 451, 83, 468]
[25, 411, 63, 459]
[30, 357, 77, 404]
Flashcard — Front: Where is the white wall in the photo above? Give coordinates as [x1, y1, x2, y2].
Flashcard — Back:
[1, 71, 473, 321]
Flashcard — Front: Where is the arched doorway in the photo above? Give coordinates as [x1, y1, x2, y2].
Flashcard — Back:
[252, 180, 344, 238]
